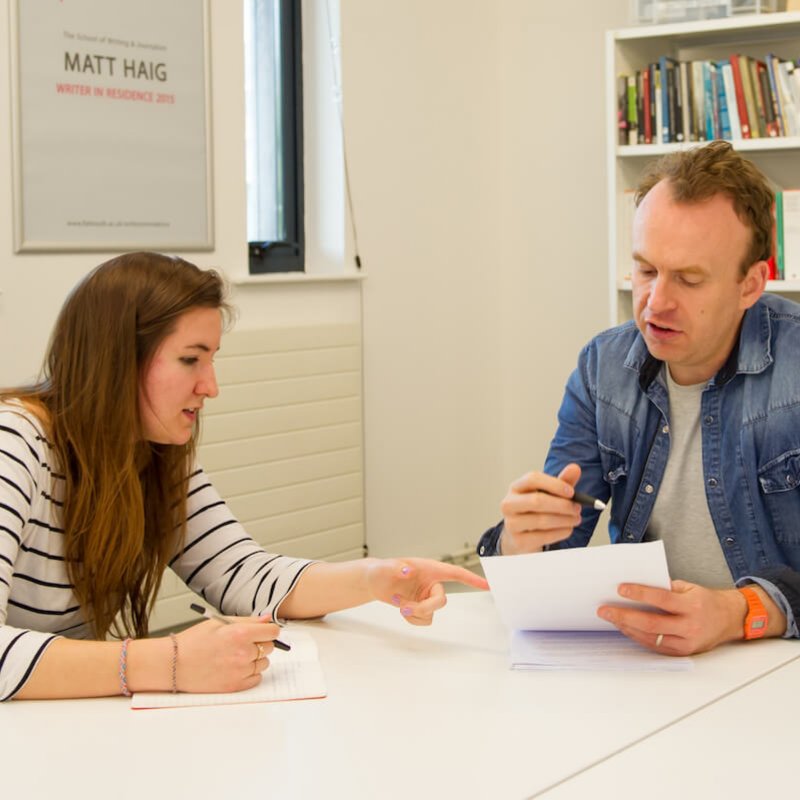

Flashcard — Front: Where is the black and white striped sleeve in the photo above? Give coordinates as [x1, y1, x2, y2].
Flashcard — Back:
[169, 467, 313, 622]
[0, 412, 59, 700]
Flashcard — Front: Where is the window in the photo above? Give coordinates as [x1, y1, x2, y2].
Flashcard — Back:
[244, 0, 304, 273]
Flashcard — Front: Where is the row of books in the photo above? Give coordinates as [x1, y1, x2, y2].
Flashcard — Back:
[617, 54, 800, 146]
[618, 189, 800, 282]
[773, 190, 800, 281]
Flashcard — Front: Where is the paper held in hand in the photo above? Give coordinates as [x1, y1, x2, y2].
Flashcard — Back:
[480, 539, 671, 631]
[480, 540, 691, 670]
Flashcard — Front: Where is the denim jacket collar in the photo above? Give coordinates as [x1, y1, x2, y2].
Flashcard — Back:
[622, 300, 774, 392]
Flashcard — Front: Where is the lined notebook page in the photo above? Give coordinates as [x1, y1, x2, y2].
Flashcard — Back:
[131, 629, 326, 709]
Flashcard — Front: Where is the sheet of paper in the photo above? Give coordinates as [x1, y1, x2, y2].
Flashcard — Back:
[511, 629, 691, 671]
[131, 629, 326, 710]
[480, 540, 671, 632]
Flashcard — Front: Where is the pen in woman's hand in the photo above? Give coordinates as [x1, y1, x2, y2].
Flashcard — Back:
[189, 602, 291, 651]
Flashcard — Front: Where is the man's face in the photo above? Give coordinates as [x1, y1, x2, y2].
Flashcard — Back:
[631, 179, 766, 385]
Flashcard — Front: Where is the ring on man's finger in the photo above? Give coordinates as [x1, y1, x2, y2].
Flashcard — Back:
[256, 643, 265, 661]
[655, 633, 664, 648]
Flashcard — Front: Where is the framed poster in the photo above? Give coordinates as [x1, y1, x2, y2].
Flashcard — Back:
[9, 0, 213, 251]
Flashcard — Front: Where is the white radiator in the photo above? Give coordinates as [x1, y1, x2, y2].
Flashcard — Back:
[149, 323, 365, 631]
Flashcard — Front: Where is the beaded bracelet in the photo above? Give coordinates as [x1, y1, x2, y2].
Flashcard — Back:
[119, 637, 133, 697]
[169, 632, 178, 693]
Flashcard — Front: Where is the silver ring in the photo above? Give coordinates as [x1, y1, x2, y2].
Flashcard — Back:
[655, 633, 664, 648]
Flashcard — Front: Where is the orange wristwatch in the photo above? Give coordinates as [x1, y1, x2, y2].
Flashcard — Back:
[739, 586, 768, 640]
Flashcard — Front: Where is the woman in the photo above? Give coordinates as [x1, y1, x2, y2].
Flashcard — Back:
[0, 252, 487, 700]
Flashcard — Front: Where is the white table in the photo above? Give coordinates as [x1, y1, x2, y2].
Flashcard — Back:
[1, 592, 797, 800]
[538, 651, 800, 799]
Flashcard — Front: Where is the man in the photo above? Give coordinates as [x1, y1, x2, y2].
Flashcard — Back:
[478, 141, 800, 655]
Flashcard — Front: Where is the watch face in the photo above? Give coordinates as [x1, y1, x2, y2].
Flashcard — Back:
[747, 614, 768, 639]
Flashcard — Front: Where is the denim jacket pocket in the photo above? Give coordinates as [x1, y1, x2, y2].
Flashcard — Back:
[758, 448, 800, 546]
[599, 442, 628, 487]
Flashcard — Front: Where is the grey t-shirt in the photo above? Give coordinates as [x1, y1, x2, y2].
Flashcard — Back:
[644, 367, 733, 588]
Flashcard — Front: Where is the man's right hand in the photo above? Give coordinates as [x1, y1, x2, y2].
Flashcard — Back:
[498, 464, 584, 555]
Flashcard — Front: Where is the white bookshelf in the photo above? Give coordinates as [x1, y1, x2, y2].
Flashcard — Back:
[606, 11, 800, 325]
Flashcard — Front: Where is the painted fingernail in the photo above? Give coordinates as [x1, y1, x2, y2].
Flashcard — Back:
[391, 594, 402, 606]
[401, 607, 412, 617]
[401, 566, 410, 575]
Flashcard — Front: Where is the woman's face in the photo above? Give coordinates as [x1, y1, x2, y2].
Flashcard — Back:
[138, 306, 222, 444]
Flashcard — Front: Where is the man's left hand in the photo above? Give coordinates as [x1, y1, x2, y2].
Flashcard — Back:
[597, 580, 753, 655]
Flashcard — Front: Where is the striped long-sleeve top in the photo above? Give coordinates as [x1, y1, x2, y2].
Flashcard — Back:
[0, 402, 312, 700]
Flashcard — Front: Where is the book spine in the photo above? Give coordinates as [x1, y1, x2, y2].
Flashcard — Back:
[672, 61, 684, 142]
[642, 66, 652, 144]
[750, 58, 769, 137]
[659, 56, 671, 143]
[654, 66, 663, 145]
[767, 195, 778, 281]
[617, 74, 629, 146]
[791, 60, 800, 130]
[757, 59, 780, 137]
[720, 61, 742, 140]
[636, 70, 645, 144]
[680, 60, 693, 141]
[710, 62, 722, 139]
[627, 74, 638, 146]
[766, 55, 785, 137]
[776, 61, 798, 137]
[728, 54, 750, 138]
[783, 189, 800, 282]
[739, 55, 760, 139]
[649, 63, 657, 143]
[691, 61, 706, 141]
[703, 61, 715, 140]
[785, 61, 800, 135]
[716, 65, 732, 140]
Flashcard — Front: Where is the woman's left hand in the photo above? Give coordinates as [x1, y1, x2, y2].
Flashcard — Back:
[365, 558, 489, 625]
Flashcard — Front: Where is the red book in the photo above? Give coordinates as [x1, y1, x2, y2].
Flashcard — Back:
[767, 255, 778, 280]
[642, 67, 652, 143]
[729, 54, 751, 138]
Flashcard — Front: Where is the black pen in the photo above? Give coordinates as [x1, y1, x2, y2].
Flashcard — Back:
[189, 602, 291, 651]
[572, 491, 607, 511]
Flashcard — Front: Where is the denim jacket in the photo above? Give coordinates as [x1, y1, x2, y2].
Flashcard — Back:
[478, 293, 800, 636]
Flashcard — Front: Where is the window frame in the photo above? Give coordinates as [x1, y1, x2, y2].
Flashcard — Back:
[248, 0, 305, 274]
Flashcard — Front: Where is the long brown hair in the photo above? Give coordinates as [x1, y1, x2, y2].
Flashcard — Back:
[2, 252, 230, 639]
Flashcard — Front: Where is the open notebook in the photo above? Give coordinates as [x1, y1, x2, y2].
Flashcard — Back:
[131, 629, 326, 709]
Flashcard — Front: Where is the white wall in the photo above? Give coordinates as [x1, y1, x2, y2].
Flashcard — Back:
[1, 0, 628, 559]
[341, 0, 504, 558]
[495, 0, 629, 484]
[343, 0, 628, 557]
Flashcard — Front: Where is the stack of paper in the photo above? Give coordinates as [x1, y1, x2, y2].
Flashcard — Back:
[511, 629, 690, 671]
[481, 541, 691, 670]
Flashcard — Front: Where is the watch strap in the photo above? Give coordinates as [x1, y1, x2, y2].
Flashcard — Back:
[739, 586, 768, 640]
